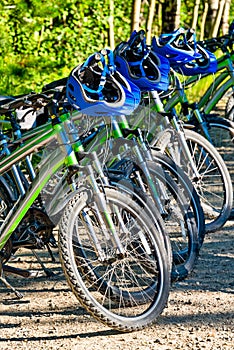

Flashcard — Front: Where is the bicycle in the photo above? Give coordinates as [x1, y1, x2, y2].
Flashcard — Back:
[156, 24, 234, 219]
[114, 29, 233, 233]
[151, 92, 233, 232]
[0, 79, 171, 331]
[183, 22, 234, 119]
[0, 48, 205, 282]
[82, 115, 202, 281]
[46, 50, 205, 281]
[0, 87, 199, 283]
[162, 70, 234, 220]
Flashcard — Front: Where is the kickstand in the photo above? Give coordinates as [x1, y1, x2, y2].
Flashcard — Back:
[46, 243, 56, 263]
[31, 250, 55, 277]
[0, 261, 23, 299]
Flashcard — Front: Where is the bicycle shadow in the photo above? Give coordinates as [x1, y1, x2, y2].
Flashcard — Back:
[0, 222, 233, 343]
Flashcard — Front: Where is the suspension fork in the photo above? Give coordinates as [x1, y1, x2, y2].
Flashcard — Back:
[110, 116, 170, 215]
[114, 116, 172, 215]
[68, 160, 126, 259]
[188, 103, 213, 144]
[170, 113, 201, 180]
[63, 118, 126, 257]
[151, 90, 201, 180]
[131, 143, 168, 215]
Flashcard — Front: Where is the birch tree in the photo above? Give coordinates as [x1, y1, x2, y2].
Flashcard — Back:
[200, 1, 209, 40]
[222, 0, 231, 34]
[191, 0, 201, 30]
[174, 0, 181, 29]
[132, 0, 142, 31]
[146, 0, 156, 43]
[208, 0, 219, 35]
[211, 0, 226, 37]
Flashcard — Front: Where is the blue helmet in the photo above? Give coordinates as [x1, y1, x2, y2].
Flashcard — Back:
[114, 30, 170, 92]
[66, 49, 141, 117]
[152, 27, 202, 67]
[174, 43, 217, 76]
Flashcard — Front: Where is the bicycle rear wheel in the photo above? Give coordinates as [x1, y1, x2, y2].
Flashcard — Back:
[59, 187, 171, 332]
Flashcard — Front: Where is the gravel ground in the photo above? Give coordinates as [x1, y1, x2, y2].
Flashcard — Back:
[0, 220, 233, 350]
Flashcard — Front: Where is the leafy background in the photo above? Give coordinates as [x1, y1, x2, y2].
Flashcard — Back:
[0, 0, 233, 95]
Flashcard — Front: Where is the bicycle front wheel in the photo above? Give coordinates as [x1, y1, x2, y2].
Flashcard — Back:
[156, 128, 233, 233]
[152, 152, 205, 246]
[195, 115, 234, 219]
[59, 187, 171, 332]
[108, 158, 200, 281]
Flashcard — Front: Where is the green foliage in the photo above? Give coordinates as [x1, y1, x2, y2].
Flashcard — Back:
[0, 0, 232, 96]
[0, 0, 132, 95]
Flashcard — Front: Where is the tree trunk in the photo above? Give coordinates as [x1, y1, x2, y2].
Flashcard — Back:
[191, 0, 201, 30]
[200, 1, 209, 40]
[146, 0, 156, 44]
[174, 0, 181, 29]
[132, 0, 142, 32]
[222, 0, 231, 34]
[157, 1, 163, 35]
[162, 0, 181, 33]
[109, 0, 115, 50]
[207, 0, 219, 37]
[211, 0, 225, 37]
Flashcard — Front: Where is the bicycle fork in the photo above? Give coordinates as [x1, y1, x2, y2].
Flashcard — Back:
[64, 119, 127, 260]
[151, 90, 201, 181]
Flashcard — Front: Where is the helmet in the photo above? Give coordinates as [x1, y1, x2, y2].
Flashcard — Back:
[175, 43, 217, 75]
[152, 27, 202, 67]
[114, 30, 170, 92]
[66, 49, 141, 117]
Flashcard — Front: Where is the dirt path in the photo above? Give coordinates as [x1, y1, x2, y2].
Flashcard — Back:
[0, 221, 233, 350]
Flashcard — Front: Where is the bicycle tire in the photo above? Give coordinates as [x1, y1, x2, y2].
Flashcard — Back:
[59, 187, 171, 332]
[155, 128, 233, 233]
[0, 176, 16, 262]
[151, 151, 205, 245]
[109, 158, 200, 281]
[194, 115, 234, 219]
[107, 175, 173, 267]
[142, 161, 200, 281]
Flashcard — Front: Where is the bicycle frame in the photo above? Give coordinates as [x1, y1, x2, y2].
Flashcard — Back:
[0, 104, 173, 228]
[0, 113, 125, 258]
[182, 52, 234, 114]
[0, 122, 71, 249]
[162, 53, 233, 112]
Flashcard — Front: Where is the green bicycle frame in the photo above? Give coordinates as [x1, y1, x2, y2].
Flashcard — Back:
[0, 111, 127, 257]
[0, 120, 77, 250]
[183, 52, 234, 114]
[161, 53, 233, 115]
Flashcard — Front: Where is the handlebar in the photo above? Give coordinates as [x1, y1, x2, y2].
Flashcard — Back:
[198, 34, 233, 53]
[0, 85, 66, 114]
[0, 93, 52, 113]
